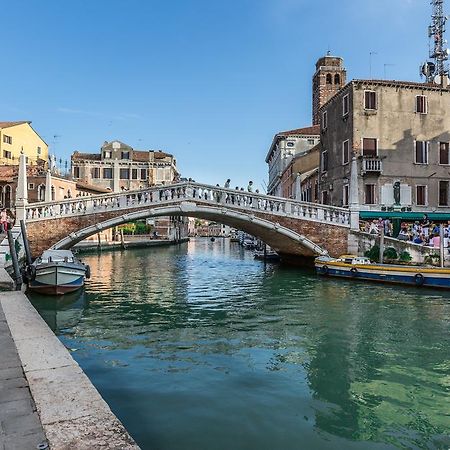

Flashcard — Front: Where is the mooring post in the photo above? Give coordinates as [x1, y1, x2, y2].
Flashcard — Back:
[7, 229, 22, 290]
[20, 220, 32, 266]
[379, 226, 385, 264]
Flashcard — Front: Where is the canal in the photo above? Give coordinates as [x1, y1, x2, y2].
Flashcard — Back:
[29, 238, 450, 450]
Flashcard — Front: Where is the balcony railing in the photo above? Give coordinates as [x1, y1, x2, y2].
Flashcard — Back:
[362, 157, 382, 174]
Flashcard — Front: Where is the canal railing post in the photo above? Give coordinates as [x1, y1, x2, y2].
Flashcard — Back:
[7, 229, 22, 290]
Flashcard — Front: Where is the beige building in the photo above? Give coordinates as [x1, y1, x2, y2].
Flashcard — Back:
[0, 121, 48, 167]
[71, 140, 178, 192]
[319, 78, 450, 212]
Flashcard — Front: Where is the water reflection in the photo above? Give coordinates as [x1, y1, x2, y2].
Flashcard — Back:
[29, 238, 450, 450]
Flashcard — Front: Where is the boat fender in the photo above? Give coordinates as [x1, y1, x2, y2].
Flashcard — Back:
[350, 267, 358, 276]
[322, 265, 329, 275]
[414, 273, 425, 286]
[85, 265, 91, 279]
[27, 265, 36, 281]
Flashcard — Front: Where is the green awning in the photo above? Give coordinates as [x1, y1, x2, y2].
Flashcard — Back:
[359, 211, 450, 221]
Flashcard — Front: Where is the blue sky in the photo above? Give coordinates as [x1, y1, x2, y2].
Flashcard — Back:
[1, 0, 430, 191]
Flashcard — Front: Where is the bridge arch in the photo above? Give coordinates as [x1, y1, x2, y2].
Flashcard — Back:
[50, 202, 329, 258]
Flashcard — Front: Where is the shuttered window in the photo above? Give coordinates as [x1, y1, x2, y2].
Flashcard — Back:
[416, 95, 427, 114]
[342, 140, 350, 165]
[364, 184, 375, 204]
[415, 141, 428, 164]
[362, 138, 377, 157]
[439, 181, 449, 206]
[364, 91, 377, 110]
[439, 142, 449, 164]
[416, 185, 426, 206]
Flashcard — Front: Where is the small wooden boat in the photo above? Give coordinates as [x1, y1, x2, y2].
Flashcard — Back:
[315, 255, 450, 289]
[254, 249, 280, 262]
[26, 250, 90, 295]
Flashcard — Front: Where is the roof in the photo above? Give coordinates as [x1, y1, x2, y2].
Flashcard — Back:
[0, 121, 30, 129]
[277, 125, 320, 137]
[0, 164, 44, 182]
[132, 150, 149, 162]
[71, 152, 101, 161]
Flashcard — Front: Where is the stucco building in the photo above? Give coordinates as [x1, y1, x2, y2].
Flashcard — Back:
[319, 78, 450, 212]
[0, 121, 48, 167]
[266, 126, 320, 196]
[71, 140, 179, 192]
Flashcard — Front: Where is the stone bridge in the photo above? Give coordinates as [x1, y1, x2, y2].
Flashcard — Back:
[20, 181, 353, 263]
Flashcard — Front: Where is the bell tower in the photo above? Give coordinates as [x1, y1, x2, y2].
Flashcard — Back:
[312, 53, 346, 125]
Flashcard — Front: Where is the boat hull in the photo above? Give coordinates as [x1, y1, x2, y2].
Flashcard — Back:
[28, 263, 85, 295]
[315, 261, 450, 289]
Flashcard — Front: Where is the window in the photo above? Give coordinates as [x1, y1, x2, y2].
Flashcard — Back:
[343, 184, 349, 206]
[73, 166, 80, 178]
[415, 141, 428, 164]
[342, 140, 350, 165]
[321, 150, 328, 172]
[362, 138, 377, 157]
[307, 139, 315, 145]
[120, 168, 130, 179]
[28, 183, 35, 190]
[416, 185, 427, 206]
[334, 74, 341, 85]
[416, 95, 427, 114]
[439, 181, 449, 206]
[322, 111, 328, 129]
[121, 151, 130, 160]
[103, 151, 111, 159]
[3, 150, 12, 159]
[364, 90, 377, 110]
[342, 94, 349, 116]
[439, 142, 449, 165]
[140, 168, 147, 180]
[365, 184, 375, 204]
[132, 169, 138, 179]
[37, 146, 41, 155]
[103, 167, 113, 179]
[3, 135, 12, 144]
[91, 167, 100, 179]
[286, 142, 295, 147]
[326, 74, 332, 84]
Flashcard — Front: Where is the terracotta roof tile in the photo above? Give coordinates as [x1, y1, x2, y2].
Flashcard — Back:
[278, 125, 320, 136]
[71, 152, 101, 161]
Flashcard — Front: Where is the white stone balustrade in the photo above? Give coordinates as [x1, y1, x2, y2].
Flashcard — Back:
[23, 182, 350, 227]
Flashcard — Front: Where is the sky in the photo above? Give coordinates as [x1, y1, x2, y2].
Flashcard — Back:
[0, 0, 431, 191]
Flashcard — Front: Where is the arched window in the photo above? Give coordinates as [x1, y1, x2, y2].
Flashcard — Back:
[334, 74, 341, 85]
[326, 74, 332, 84]
[4, 185, 12, 208]
[38, 185, 45, 201]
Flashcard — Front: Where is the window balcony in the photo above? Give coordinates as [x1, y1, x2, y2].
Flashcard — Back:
[361, 157, 382, 174]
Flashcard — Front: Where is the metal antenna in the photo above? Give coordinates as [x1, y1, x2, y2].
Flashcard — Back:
[423, 0, 449, 82]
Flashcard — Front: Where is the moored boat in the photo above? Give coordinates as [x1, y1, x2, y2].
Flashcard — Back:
[254, 249, 280, 262]
[315, 255, 450, 289]
[26, 250, 90, 295]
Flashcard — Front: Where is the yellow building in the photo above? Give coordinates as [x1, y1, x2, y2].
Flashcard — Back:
[0, 121, 48, 167]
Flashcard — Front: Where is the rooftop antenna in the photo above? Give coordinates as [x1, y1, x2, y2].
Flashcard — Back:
[421, 0, 449, 84]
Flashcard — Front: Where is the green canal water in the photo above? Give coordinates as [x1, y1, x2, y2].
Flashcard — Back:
[29, 238, 450, 450]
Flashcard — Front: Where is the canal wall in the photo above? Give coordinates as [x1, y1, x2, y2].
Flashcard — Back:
[0, 291, 140, 449]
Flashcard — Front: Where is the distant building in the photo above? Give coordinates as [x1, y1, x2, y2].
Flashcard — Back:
[0, 121, 48, 167]
[319, 78, 450, 212]
[266, 126, 320, 196]
[71, 140, 179, 192]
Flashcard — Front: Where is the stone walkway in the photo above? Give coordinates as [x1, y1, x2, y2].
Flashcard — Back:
[0, 302, 47, 450]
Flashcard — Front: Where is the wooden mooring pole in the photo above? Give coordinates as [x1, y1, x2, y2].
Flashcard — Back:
[7, 229, 22, 290]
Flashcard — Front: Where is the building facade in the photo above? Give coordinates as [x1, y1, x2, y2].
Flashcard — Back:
[266, 126, 320, 196]
[319, 79, 450, 212]
[0, 121, 48, 167]
[71, 140, 179, 192]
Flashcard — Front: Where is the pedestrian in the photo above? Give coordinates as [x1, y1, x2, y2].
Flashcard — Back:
[0, 209, 7, 233]
[224, 179, 231, 189]
[247, 181, 253, 192]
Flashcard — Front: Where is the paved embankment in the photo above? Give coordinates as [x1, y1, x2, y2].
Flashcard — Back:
[0, 299, 46, 450]
[0, 291, 139, 450]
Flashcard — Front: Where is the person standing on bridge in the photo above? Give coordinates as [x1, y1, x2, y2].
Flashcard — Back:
[0, 209, 8, 233]
[224, 179, 231, 189]
[247, 181, 253, 206]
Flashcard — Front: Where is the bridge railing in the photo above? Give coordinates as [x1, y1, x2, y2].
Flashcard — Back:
[23, 182, 350, 227]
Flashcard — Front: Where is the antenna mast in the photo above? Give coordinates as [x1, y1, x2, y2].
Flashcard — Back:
[422, 0, 449, 83]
